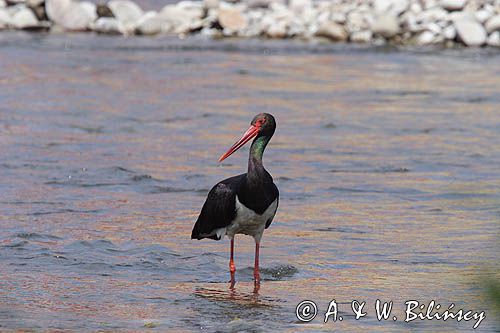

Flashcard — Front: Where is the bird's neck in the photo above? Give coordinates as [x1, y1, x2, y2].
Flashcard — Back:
[247, 135, 271, 182]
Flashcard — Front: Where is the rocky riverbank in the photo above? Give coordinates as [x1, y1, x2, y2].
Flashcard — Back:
[1, 0, 500, 47]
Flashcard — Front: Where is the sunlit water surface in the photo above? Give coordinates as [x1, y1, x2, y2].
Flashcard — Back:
[0, 32, 499, 332]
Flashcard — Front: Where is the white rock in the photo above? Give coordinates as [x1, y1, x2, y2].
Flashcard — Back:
[203, 0, 218, 9]
[485, 15, 500, 33]
[45, 0, 95, 30]
[108, 0, 143, 27]
[67, 1, 97, 31]
[159, 2, 204, 33]
[416, 7, 448, 23]
[0, 8, 10, 28]
[371, 14, 400, 38]
[61, 2, 96, 30]
[45, 0, 72, 24]
[287, 18, 305, 36]
[409, 2, 422, 14]
[79, 1, 97, 20]
[266, 20, 287, 38]
[417, 30, 436, 44]
[91, 17, 123, 34]
[475, 9, 492, 23]
[0, 0, 5, 8]
[350, 29, 372, 42]
[426, 22, 442, 34]
[289, 0, 311, 14]
[26, 0, 44, 7]
[439, 0, 467, 11]
[218, 7, 247, 32]
[373, 0, 409, 16]
[135, 11, 161, 35]
[423, 0, 438, 10]
[443, 24, 456, 39]
[454, 18, 487, 46]
[316, 21, 348, 40]
[487, 31, 500, 46]
[11, 6, 38, 28]
[447, 10, 473, 22]
[331, 12, 346, 24]
[347, 10, 370, 32]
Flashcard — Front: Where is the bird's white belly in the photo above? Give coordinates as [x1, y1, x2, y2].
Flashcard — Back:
[224, 196, 278, 241]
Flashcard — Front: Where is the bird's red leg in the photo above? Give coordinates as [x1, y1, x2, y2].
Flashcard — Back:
[254, 242, 260, 283]
[229, 237, 236, 286]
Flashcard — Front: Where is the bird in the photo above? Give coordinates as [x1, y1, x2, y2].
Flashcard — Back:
[191, 113, 279, 287]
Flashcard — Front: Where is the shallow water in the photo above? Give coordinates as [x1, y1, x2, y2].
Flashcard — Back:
[0, 32, 499, 332]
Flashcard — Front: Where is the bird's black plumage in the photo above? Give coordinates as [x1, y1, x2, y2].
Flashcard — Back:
[190, 172, 279, 240]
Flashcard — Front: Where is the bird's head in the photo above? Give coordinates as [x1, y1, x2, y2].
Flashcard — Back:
[218, 113, 276, 163]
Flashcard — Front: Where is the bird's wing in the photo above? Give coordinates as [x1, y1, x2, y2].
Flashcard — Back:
[191, 174, 244, 240]
[265, 184, 279, 229]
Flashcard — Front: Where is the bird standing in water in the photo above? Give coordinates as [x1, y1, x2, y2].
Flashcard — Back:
[191, 113, 279, 288]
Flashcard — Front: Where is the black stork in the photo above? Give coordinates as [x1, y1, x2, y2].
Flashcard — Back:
[191, 113, 279, 287]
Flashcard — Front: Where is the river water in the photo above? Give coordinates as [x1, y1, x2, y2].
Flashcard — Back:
[0, 32, 499, 332]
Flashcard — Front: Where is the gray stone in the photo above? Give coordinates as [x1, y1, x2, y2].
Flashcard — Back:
[439, 0, 467, 11]
[454, 18, 486, 46]
[96, 4, 113, 17]
[371, 14, 400, 38]
[316, 21, 348, 41]
[485, 15, 500, 33]
[487, 31, 500, 46]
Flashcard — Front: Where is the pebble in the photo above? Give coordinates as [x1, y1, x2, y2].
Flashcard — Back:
[417, 30, 436, 44]
[487, 30, 500, 46]
[485, 15, 500, 33]
[316, 21, 348, 41]
[108, 0, 143, 31]
[11, 6, 38, 28]
[218, 7, 247, 32]
[371, 14, 400, 38]
[91, 16, 123, 34]
[443, 24, 456, 39]
[350, 29, 372, 42]
[454, 18, 487, 46]
[0, 0, 497, 47]
[0, 8, 9, 28]
[135, 11, 161, 35]
[439, 0, 467, 11]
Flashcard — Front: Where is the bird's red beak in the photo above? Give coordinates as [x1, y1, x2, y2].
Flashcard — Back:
[218, 124, 260, 162]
